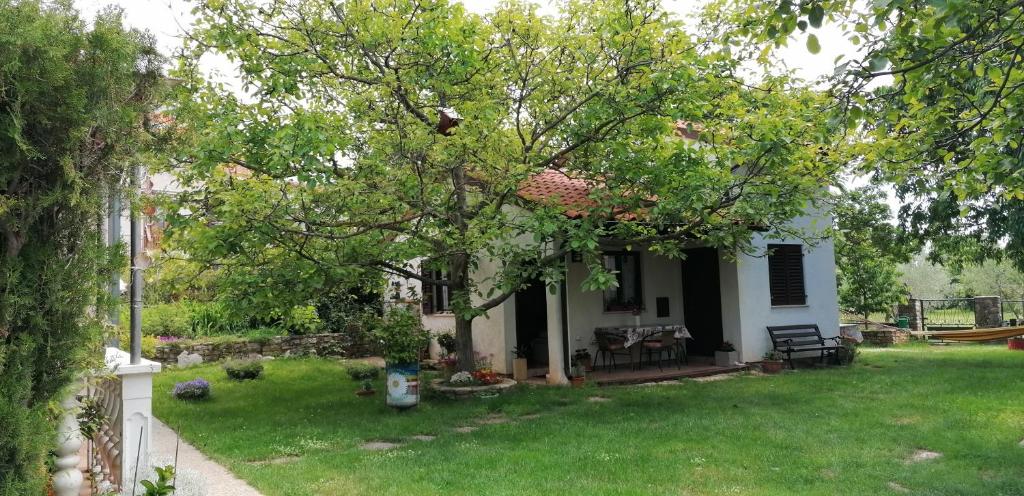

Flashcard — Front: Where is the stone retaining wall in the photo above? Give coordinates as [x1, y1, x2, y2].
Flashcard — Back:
[152, 332, 379, 365]
[861, 327, 911, 347]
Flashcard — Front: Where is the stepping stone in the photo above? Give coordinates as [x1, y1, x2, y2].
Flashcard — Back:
[410, 435, 436, 442]
[453, 426, 478, 433]
[476, 414, 509, 425]
[887, 481, 910, 493]
[360, 441, 401, 451]
[1019, 438, 1024, 447]
[587, 396, 611, 402]
[520, 413, 542, 420]
[250, 455, 299, 466]
[907, 449, 942, 463]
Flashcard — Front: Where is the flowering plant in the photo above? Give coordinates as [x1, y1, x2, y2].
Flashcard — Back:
[157, 336, 181, 343]
[449, 371, 474, 385]
[471, 368, 502, 385]
[438, 355, 458, 369]
[173, 378, 211, 400]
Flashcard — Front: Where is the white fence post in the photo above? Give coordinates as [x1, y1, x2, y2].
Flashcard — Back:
[105, 347, 162, 489]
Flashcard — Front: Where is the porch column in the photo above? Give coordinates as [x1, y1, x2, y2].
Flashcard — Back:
[545, 282, 569, 385]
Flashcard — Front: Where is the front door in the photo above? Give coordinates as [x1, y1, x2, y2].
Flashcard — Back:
[515, 279, 548, 367]
[681, 248, 725, 356]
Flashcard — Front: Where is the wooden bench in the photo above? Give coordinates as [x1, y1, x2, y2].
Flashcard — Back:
[767, 324, 841, 369]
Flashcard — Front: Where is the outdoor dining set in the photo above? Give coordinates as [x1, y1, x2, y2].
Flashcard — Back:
[593, 324, 691, 371]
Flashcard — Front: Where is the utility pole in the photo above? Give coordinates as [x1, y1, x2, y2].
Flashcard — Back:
[129, 164, 143, 364]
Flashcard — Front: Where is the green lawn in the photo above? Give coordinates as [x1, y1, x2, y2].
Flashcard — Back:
[153, 346, 1024, 496]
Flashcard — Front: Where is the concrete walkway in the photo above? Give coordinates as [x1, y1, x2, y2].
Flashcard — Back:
[151, 418, 263, 496]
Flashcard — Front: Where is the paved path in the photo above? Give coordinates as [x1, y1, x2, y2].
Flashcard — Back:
[151, 418, 263, 496]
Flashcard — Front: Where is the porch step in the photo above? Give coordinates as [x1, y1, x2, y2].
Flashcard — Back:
[590, 364, 750, 386]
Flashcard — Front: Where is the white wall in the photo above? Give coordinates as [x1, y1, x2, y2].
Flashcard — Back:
[564, 248, 686, 363]
[719, 213, 841, 362]
[387, 256, 515, 373]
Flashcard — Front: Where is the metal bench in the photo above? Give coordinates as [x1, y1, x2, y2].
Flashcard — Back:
[767, 324, 841, 369]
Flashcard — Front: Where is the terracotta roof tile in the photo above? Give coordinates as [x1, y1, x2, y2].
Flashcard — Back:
[517, 169, 596, 218]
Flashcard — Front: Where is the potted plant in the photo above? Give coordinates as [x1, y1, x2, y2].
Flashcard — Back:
[714, 341, 738, 367]
[346, 362, 381, 397]
[437, 331, 457, 357]
[375, 308, 431, 409]
[572, 348, 593, 372]
[836, 340, 859, 365]
[570, 356, 587, 387]
[761, 350, 784, 374]
[511, 345, 530, 381]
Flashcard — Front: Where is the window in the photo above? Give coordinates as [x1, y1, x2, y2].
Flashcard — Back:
[602, 252, 643, 312]
[767, 244, 806, 306]
[421, 267, 451, 314]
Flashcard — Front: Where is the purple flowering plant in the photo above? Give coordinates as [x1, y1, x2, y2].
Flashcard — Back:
[172, 378, 211, 401]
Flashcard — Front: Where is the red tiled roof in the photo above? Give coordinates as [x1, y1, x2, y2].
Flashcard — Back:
[517, 121, 701, 218]
[517, 169, 597, 218]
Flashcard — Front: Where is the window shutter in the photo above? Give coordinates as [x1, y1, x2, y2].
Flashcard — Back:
[768, 244, 806, 306]
[421, 267, 434, 314]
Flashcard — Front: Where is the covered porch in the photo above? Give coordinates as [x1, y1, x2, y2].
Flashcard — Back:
[507, 244, 745, 385]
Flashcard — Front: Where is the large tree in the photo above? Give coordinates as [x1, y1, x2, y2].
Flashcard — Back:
[833, 186, 910, 325]
[0, 2, 161, 493]
[170, 0, 838, 371]
[708, 0, 1024, 269]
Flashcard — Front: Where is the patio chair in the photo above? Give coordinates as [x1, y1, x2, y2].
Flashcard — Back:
[594, 331, 632, 372]
[641, 331, 680, 371]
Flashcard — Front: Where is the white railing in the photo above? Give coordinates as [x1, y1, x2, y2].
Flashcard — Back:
[53, 347, 161, 495]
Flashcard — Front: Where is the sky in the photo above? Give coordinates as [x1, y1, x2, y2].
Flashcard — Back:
[73, 0, 855, 82]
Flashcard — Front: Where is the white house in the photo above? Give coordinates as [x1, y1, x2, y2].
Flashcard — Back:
[392, 168, 841, 383]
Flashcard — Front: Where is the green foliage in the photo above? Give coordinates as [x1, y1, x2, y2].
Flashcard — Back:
[223, 359, 264, 381]
[139, 465, 175, 496]
[436, 332, 457, 356]
[0, 1, 161, 492]
[834, 187, 909, 323]
[170, 0, 839, 371]
[345, 362, 380, 381]
[957, 260, 1024, 319]
[375, 309, 429, 365]
[709, 0, 1024, 270]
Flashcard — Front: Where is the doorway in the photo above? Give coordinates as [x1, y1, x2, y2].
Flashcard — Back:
[681, 247, 725, 356]
[515, 279, 549, 367]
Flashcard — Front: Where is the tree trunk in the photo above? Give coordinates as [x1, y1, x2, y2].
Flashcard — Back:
[450, 250, 476, 372]
[455, 314, 474, 372]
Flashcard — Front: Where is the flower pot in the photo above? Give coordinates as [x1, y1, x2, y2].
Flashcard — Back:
[714, 350, 738, 367]
[760, 360, 784, 374]
[385, 362, 420, 409]
[356, 389, 376, 397]
[1009, 337, 1024, 350]
[581, 356, 593, 372]
[512, 357, 529, 381]
[571, 376, 585, 388]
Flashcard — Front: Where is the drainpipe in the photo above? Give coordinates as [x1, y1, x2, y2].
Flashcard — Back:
[129, 165, 143, 364]
[107, 193, 121, 347]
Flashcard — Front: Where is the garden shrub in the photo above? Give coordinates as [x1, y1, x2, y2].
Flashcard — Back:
[281, 305, 323, 335]
[173, 379, 211, 400]
[345, 362, 380, 381]
[0, 2, 160, 492]
[187, 301, 243, 337]
[223, 359, 263, 380]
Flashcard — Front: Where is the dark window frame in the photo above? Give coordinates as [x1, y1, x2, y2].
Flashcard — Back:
[767, 244, 806, 306]
[421, 267, 451, 314]
[602, 251, 644, 312]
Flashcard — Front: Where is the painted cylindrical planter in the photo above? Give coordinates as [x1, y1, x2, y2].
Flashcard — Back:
[385, 362, 420, 409]
[1009, 337, 1024, 351]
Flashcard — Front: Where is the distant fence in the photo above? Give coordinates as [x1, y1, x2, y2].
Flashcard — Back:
[895, 296, 1004, 333]
[919, 298, 976, 331]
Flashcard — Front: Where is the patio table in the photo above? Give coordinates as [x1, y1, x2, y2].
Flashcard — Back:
[594, 324, 692, 348]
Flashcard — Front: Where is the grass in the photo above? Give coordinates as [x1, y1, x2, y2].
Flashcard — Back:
[153, 345, 1024, 496]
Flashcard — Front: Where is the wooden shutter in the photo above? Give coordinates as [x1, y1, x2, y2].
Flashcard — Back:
[421, 267, 434, 314]
[768, 244, 806, 306]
